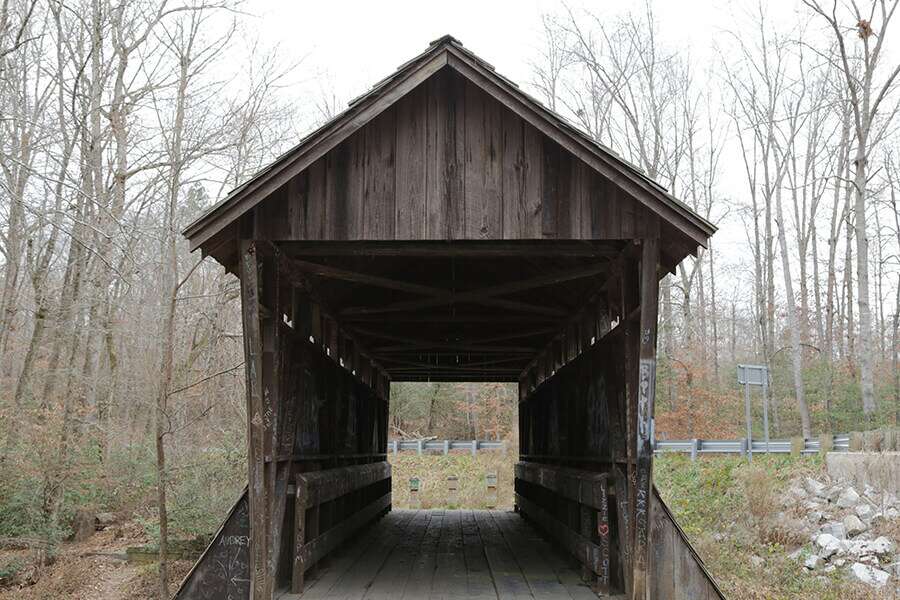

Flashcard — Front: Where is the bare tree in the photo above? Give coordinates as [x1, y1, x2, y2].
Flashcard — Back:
[804, 0, 900, 416]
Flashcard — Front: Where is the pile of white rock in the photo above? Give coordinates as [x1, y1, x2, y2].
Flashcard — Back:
[784, 475, 899, 589]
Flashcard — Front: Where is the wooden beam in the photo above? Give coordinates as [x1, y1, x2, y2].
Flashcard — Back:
[631, 238, 660, 600]
[354, 328, 537, 353]
[351, 326, 556, 348]
[340, 262, 608, 317]
[281, 240, 623, 257]
[343, 314, 558, 324]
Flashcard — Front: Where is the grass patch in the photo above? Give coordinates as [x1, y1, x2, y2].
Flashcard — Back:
[388, 450, 516, 509]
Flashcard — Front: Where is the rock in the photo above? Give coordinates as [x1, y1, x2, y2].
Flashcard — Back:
[869, 536, 894, 555]
[824, 486, 842, 503]
[749, 555, 765, 568]
[855, 504, 874, 520]
[816, 533, 842, 559]
[807, 511, 823, 524]
[849, 562, 890, 588]
[885, 507, 900, 520]
[804, 554, 822, 570]
[843, 514, 867, 537]
[847, 537, 894, 559]
[804, 477, 826, 498]
[837, 487, 860, 508]
[95, 512, 116, 529]
[822, 522, 846, 540]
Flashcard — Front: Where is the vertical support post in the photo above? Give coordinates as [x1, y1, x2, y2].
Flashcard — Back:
[240, 241, 275, 600]
[620, 246, 640, 598]
[291, 476, 308, 593]
[690, 439, 699, 462]
[417, 439, 423, 455]
[744, 381, 753, 462]
[631, 237, 659, 600]
[613, 466, 631, 599]
[443, 440, 450, 455]
[471, 440, 478, 456]
[762, 376, 770, 454]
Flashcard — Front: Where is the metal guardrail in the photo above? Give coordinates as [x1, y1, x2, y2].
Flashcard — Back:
[390, 434, 855, 458]
[654, 435, 851, 459]
[389, 439, 505, 455]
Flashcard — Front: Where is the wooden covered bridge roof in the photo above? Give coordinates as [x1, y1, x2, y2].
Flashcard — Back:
[183, 35, 715, 383]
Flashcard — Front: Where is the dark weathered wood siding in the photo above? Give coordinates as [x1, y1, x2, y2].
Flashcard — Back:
[253, 68, 656, 242]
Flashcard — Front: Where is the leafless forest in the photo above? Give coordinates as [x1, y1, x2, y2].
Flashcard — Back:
[0, 0, 898, 588]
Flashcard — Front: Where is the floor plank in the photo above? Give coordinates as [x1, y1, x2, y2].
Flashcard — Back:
[290, 509, 598, 600]
[399, 509, 445, 599]
[363, 510, 432, 599]
[474, 510, 533, 600]
[430, 509, 468, 599]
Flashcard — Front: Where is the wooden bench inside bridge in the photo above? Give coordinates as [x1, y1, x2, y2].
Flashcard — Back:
[174, 35, 725, 600]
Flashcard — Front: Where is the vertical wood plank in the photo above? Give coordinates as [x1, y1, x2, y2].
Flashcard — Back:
[287, 171, 309, 240]
[631, 237, 660, 600]
[305, 158, 327, 240]
[501, 110, 525, 239]
[596, 478, 611, 595]
[464, 80, 502, 239]
[614, 466, 632, 599]
[448, 70, 467, 239]
[364, 109, 396, 239]
[541, 137, 559, 238]
[395, 85, 427, 239]
[425, 71, 447, 238]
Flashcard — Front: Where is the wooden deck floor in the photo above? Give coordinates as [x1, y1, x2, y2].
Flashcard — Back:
[281, 509, 600, 600]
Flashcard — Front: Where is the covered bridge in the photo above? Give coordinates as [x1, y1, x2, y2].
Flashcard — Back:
[176, 36, 724, 600]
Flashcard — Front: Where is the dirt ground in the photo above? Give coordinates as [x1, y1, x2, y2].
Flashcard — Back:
[0, 522, 192, 600]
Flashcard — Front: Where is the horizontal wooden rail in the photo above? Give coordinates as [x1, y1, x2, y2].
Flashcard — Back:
[291, 462, 391, 593]
[515, 462, 615, 595]
[515, 461, 610, 510]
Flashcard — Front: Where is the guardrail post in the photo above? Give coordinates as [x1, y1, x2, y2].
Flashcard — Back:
[849, 431, 864, 452]
[739, 438, 748, 459]
[471, 440, 478, 456]
[417, 439, 423, 455]
[443, 440, 450, 455]
[790, 437, 804, 457]
[391, 440, 398, 455]
[818, 433, 833, 456]
[690, 439, 699, 462]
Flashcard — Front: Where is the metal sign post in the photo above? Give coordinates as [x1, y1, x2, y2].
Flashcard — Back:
[737, 364, 770, 461]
